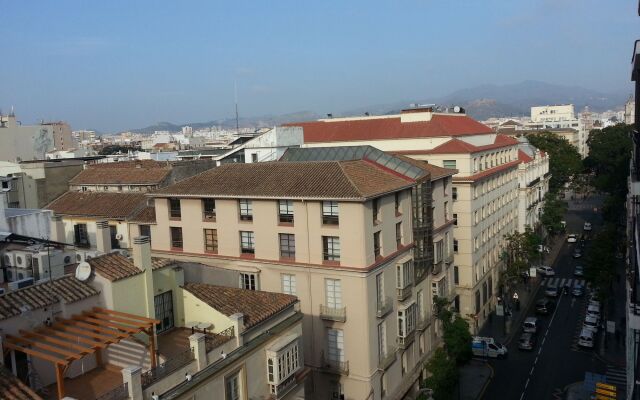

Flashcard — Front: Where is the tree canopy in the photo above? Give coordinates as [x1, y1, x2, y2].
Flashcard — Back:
[527, 131, 582, 192]
[539, 191, 568, 235]
[585, 124, 632, 196]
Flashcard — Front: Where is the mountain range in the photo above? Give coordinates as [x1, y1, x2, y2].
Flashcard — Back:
[126, 81, 630, 134]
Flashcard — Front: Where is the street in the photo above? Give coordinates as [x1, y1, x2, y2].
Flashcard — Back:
[481, 193, 625, 400]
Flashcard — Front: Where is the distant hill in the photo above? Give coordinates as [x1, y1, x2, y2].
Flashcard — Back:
[122, 81, 628, 134]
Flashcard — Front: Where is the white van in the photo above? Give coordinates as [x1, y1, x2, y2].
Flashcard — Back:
[578, 329, 594, 348]
[471, 336, 508, 359]
[523, 317, 538, 334]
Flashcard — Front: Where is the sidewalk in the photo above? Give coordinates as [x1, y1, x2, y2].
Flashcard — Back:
[597, 247, 627, 367]
[478, 233, 566, 345]
[456, 360, 493, 400]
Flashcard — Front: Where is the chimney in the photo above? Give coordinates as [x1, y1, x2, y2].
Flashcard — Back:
[400, 106, 434, 123]
[50, 215, 65, 243]
[95, 221, 111, 254]
[230, 313, 245, 346]
[132, 235, 151, 272]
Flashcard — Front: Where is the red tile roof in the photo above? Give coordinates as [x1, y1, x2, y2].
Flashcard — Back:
[88, 253, 142, 281]
[130, 206, 157, 224]
[392, 155, 457, 180]
[182, 283, 298, 328]
[69, 168, 170, 185]
[518, 150, 533, 163]
[0, 366, 43, 400]
[453, 160, 520, 183]
[46, 192, 147, 219]
[287, 114, 493, 143]
[394, 134, 519, 155]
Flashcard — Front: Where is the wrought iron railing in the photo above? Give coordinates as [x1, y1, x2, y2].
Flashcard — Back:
[141, 348, 194, 388]
[96, 383, 129, 400]
[319, 304, 346, 322]
[205, 326, 235, 353]
[320, 352, 349, 375]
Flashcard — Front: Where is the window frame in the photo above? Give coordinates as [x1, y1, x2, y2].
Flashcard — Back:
[322, 201, 339, 225]
[203, 198, 216, 221]
[239, 199, 253, 221]
[170, 226, 183, 250]
[278, 200, 294, 224]
[240, 231, 255, 255]
[322, 236, 340, 262]
[204, 228, 218, 253]
[169, 198, 181, 219]
[279, 233, 296, 260]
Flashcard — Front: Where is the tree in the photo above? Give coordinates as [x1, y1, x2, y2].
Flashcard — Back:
[527, 131, 583, 192]
[539, 192, 568, 235]
[442, 315, 473, 365]
[585, 225, 617, 302]
[585, 124, 632, 196]
[99, 145, 142, 155]
[424, 348, 458, 400]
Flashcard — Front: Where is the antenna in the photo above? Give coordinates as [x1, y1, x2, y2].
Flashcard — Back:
[75, 262, 92, 281]
[234, 80, 239, 134]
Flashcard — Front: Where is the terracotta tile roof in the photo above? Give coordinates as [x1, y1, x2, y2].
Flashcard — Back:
[425, 138, 478, 154]
[88, 253, 142, 281]
[0, 365, 43, 400]
[152, 257, 175, 270]
[182, 283, 297, 328]
[394, 134, 519, 155]
[0, 276, 98, 321]
[151, 161, 414, 200]
[392, 155, 456, 180]
[130, 206, 156, 224]
[87, 160, 166, 169]
[518, 149, 533, 163]
[46, 192, 147, 219]
[69, 167, 170, 185]
[453, 160, 520, 183]
[287, 114, 493, 143]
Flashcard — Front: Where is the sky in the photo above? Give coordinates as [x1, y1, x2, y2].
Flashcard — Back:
[0, 0, 638, 132]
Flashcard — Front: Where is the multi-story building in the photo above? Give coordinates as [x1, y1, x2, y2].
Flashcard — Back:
[147, 155, 436, 400]
[625, 95, 636, 125]
[516, 138, 550, 233]
[289, 106, 520, 331]
[0, 113, 74, 162]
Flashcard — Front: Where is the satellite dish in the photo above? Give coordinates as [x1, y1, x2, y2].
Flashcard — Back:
[453, 106, 461, 113]
[75, 262, 92, 281]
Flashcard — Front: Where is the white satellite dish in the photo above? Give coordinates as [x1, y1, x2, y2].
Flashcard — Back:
[453, 106, 461, 113]
[75, 262, 92, 281]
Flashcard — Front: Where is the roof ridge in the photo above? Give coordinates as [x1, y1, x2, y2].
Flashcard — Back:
[335, 160, 366, 198]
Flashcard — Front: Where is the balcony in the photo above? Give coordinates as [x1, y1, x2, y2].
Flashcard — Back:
[376, 296, 393, 318]
[432, 260, 443, 276]
[445, 253, 454, 265]
[321, 354, 349, 375]
[320, 304, 346, 322]
[396, 330, 415, 349]
[396, 286, 412, 302]
[416, 314, 433, 331]
[377, 347, 397, 371]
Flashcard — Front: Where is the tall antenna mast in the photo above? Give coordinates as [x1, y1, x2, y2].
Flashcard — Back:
[234, 80, 239, 134]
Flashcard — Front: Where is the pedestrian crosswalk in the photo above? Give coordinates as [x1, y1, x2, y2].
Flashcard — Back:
[605, 365, 627, 396]
[541, 277, 586, 287]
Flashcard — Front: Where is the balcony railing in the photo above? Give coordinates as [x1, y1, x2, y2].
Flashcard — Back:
[396, 286, 412, 302]
[432, 260, 443, 275]
[378, 347, 397, 371]
[321, 353, 349, 375]
[205, 326, 235, 353]
[95, 383, 128, 400]
[396, 330, 415, 349]
[141, 348, 194, 389]
[376, 296, 393, 318]
[320, 304, 346, 322]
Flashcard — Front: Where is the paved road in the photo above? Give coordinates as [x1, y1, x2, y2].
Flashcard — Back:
[482, 194, 607, 400]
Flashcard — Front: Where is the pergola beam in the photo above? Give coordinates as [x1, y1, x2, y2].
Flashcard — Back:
[6, 335, 83, 360]
[43, 328, 110, 349]
[63, 319, 128, 339]
[53, 323, 120, 343]
[75, 315, 141, 334]
[84, 310, 155, 329]
[21, 330, 97, 354]
[93, 307, 160, 324]
[3, 341, 68, 365]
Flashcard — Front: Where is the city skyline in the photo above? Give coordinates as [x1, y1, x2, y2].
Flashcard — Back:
[0, 0, 637, 132]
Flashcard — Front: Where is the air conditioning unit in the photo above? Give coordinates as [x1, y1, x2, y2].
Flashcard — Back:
[3, 252, 16, 267]
[14, 252, 33, 269]
[8, 277, 34, 291]
[110, 249, 130, 258]
[76, 250, 101, 262]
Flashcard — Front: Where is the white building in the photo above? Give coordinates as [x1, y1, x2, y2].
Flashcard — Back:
[516, 138, 550, 233]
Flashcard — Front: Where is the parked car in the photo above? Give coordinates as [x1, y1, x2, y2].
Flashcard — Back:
[567, 234, 578, 243]
[573, 248, 582, 258]
[583, 315, 599, 333]
[574, 266, 584, 277]
[518, 332, 537, 351]
[472, 336, 508, 359]
[537, 265, 555, 277]
[545, 284, 559, 297]
[537, 245, 551, 254]
[586, 304, 601, 319]
[572, 284, 584, 297]
[535, 299, 555, 315]
[523, 317, 539, 334]
[584, 222, 592, 231]
[578, 328, 595, 348]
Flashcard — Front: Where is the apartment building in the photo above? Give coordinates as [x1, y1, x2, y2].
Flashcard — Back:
[290, 107, 520, 331]
[0, 113, 74, 162]
[516, 138, 550, 233]
[147, 156, 436, 400]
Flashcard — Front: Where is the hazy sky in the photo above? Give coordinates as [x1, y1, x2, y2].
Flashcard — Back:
[0, 0, 637, 132]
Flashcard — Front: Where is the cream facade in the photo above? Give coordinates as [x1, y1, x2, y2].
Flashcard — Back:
[516, 141, 550, 233]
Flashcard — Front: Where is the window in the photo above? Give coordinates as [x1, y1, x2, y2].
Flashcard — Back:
[453, 239, 459, 253]
[170, 227, 183, 249]
[444, 201, 449, 221]
[416, 290, 424, 319]
[434, 240, 443, 263]
[395, 192, 401, 214]
[240, 231, 255, 255]
[74, 224, 89, 247]
[239, 199, 253, 221]
[278, 200, 294, 224]
[325, 279, 343, 309]
[475, 290, 481, 313]
[474, 211, 479, 224]
[374, 231, 382, 259]
[396, 260, 414, 289]
[140, 225, 151, 241]
[322, 236, 340, 262]
[266, 338, 301, 394]
[240, 272, 258, 290]
[454, 266, 459, 284]
[204, 229, 218, 253]
[454, 295, 460, 312]
[251, 153, 258, 163]
[452, 187, 458, 201]
[396, 222, 402, 248]
[322, 201, 339, 225]
[327, 329, 344, 363]
[281, 274, 296, 295]
[443, 160, 457, 169]
[453, 213, 457, 226]
[398, 303, 417, 338]
[169, 198, 181, 219]
[373, 198, 380, 223]
[279, 233, 295, 259]
[378, 322, 387, 360]
[376, 273, 384, 305]
[225, 372, 241, 400]
[203, 199, 216, 220]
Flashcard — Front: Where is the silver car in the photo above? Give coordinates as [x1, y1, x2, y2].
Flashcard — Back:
[518, 333, 536, 351]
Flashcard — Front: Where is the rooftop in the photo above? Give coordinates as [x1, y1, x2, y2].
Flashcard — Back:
[46, 191, 147, 219]
[286, 113, 493, 143]
[0, 365, 43, 400]
[129, 206, 156, 224]
[182, 283, 297, 329]
[394, 134, 519, 155]
[88, 253, 142, 281]
[0, 275, 99, 321]
[151, 160, 415, 201]
[69, 167, 170, 185]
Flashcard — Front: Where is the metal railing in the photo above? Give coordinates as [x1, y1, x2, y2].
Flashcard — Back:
[319, 304, 346, 322]
[397, 286, 412, 301]
[141, 348, 194, 389]
[397, 330, 415, 349]
[205, 326, 235, 353]
[321, 353, 349, 375]
[96, 383, 129, 400]
[376, 296, 393, 318]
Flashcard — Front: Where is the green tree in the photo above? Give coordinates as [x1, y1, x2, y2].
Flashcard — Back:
[585, 124, 632, 196]
[585, 225, 617, 301]
[539, 192, 568, 235]
[442, 315, 473, 365]
[527, 131, 582, 192]
[424, 348, 458, 400]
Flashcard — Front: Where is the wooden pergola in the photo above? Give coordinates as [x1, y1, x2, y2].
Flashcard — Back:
[2, 307, 159, 400]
